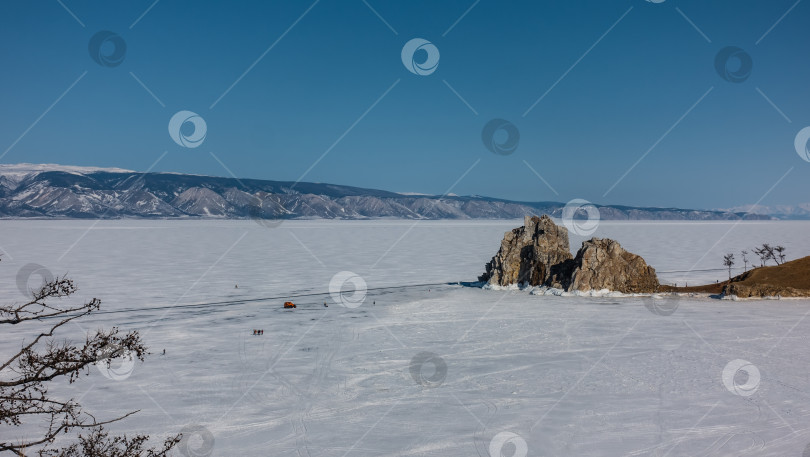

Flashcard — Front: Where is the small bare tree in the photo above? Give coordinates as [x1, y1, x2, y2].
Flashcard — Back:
[753, 243, 784, 266]
[753, 245, 769, 267]
[752, 247, 762, 267]
[723, 253, 735, 280]
[774, 245, 786, 265]
[762, 243, 776, 265]
[0, 274, 180, 456]
[741, 250, 749, 271]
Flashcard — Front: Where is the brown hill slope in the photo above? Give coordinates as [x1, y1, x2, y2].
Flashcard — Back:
[724, 256, 810, 298]
[658, 256, 810, 297]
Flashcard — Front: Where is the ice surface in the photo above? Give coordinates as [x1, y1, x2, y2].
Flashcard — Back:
[1, 219, 810, 456]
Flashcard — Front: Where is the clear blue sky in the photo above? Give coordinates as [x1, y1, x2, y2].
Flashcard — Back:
[1, 0, 808, 210]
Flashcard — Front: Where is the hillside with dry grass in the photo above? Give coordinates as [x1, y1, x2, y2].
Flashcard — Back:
[723, 256, 810, 298]
[658, 256, 810, 298]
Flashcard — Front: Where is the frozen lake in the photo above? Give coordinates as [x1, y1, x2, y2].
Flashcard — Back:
[2, 219, 809, 307]
[2, 219, 810, 456]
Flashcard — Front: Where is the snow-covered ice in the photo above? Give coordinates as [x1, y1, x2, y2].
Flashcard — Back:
[1, 219, 810, 456]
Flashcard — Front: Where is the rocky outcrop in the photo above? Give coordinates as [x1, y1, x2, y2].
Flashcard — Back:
[725, 283, 810, 298]
[480, 216, 660, 293]
[566, 238, 659, 293]
[478, 215, 572, 287]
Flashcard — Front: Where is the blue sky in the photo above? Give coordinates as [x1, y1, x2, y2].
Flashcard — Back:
[0, 0, 808, 210]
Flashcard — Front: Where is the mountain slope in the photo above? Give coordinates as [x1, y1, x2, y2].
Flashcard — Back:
[0, 164, 771, 221]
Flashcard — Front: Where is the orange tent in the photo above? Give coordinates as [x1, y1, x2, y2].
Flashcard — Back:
[284, 301, 296, 309]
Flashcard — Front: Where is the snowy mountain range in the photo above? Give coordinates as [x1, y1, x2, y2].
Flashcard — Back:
[716, 203, 810, 221]
[0, 163, 776, 221]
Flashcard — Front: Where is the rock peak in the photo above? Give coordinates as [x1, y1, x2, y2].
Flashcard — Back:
[480, 216, 659, 293]
[479, 215, 572, 287]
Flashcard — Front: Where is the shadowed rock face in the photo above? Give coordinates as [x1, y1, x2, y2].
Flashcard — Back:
[479, 216, 660, 293]
[478, 215, 572, 287]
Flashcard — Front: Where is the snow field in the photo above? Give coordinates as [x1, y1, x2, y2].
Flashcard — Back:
[1, 219, 810, 456]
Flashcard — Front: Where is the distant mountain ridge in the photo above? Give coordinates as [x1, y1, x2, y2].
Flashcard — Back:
[717, 203, 810, 221]
[0, 163, 773, 221]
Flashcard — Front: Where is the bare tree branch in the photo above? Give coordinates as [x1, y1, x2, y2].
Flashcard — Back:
[1, 275, 179, 456]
